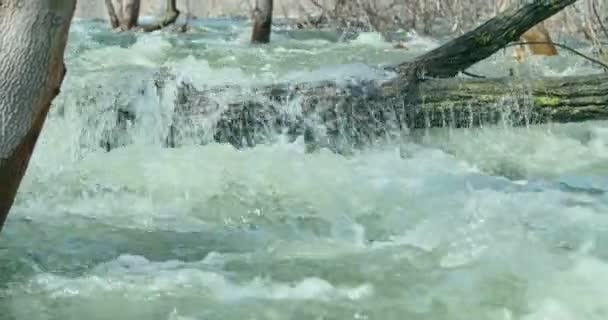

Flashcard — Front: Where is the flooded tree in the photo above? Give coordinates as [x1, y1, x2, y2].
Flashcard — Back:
[105, 0, 181, 32]
[0, 1, 77, 231]
[105, 0, 141, 31]
[251, 0, 274, 43]
[143, 0, 181, 32]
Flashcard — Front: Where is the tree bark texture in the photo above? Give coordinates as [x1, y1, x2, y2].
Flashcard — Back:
[0, 0, 76, 231]
[251, 0, 274, 43]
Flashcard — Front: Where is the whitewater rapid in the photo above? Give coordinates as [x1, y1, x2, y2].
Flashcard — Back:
[1, 19, 608, 320]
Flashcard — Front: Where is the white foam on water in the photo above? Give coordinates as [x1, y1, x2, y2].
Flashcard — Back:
[422, 122, 608, 179]
[350, 32, 393, 48]
[523, 255, 608, 320]
[3, 19, 608, 320]
[15, 254, 372, 303]
[76, 34, 173, 70]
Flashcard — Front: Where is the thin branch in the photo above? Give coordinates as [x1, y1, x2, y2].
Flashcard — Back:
[462, 70, 486, 78]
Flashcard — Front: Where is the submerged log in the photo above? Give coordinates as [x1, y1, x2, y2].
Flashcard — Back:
[160, 73, 608, 153]
[417, 73, 608, 124]
[0, 1, 76, 230]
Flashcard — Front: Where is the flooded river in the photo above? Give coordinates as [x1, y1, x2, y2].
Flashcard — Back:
[1, 18, 608, 320]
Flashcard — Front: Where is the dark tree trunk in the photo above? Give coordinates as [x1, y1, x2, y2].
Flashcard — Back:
[251, 0, 274, 44]
[142, 0, 180, 32]
[158, 73, 608, 154]
[395, 0, 577, 80]
[121, 0, 141, 30]
[98, 0, 587, 155]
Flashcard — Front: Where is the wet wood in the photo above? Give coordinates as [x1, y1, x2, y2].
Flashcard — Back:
[251, 0, 274, 43]
[160, 73, 608, 153]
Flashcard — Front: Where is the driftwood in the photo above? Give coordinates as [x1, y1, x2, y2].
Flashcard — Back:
[155, 73, 607, 154]
[98, 0, 595, 153]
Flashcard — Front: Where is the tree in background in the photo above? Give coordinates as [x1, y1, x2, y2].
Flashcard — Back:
[251, 0, 274, 43]
[143, 0, 181, 32]
[105, 0, 180, 32]
[301, 0, 606, 42]
[105, 0, 141, 31]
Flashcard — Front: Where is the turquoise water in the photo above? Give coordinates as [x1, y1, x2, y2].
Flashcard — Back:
[1, 19, 608, 319]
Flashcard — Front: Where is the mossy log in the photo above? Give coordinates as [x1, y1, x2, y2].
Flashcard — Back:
[415, 73, 608, 125]
[159, 73, 608, 153]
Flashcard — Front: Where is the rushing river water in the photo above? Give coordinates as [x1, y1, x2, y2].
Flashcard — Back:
[1, 18, 608, 319]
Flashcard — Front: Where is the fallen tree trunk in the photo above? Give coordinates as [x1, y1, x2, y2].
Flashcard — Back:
[417, 74, 608, 124]
[159, 73, 608, 153]
[98, 0, 589, 153]
[0, 1, 76, 231]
